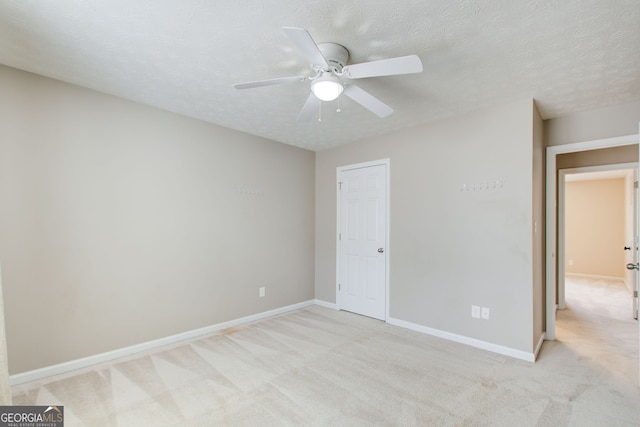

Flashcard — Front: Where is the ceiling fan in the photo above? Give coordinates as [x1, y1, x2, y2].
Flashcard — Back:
[233, 27, 424, 121]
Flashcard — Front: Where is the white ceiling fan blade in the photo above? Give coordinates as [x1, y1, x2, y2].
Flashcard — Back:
[343, 55, 423, 79]
[234, 76, 307, 90]
[297, 93, 319, 121]
[282, 27, 329, 69]
[343, 85, 393, 118]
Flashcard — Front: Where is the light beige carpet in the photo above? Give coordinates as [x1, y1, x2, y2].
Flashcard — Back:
[11, 277, 640, 426]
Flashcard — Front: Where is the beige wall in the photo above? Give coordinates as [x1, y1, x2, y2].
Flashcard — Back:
[545, 101, 640, 146]
[565, 179, 626, 278]
[0, 65, 315, 374]
[557, 145, 638, 169]
[532, 103, 545, 347]
[316, 99, 541, 354]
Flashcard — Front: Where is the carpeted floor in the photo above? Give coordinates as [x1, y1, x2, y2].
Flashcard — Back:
[11, 276, 640, 426]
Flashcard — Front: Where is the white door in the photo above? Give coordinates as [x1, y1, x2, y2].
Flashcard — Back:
[337, 161, 388, 320]
[632, 168, 639, 320]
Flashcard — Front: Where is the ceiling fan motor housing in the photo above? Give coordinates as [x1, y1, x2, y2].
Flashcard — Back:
[318, 43, 349, 73]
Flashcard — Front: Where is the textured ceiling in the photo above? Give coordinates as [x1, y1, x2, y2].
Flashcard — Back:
[0, 0, 639, 151]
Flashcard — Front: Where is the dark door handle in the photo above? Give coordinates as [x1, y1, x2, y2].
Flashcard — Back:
[624, 246, 632, 251]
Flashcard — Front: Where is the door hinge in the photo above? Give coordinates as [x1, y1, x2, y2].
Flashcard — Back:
[634, 290, 638, 298]
[338, 283, 341, 291]
[338, 233, 341, 241]
[635, 181, 639, 189]
[338, 181, 343, 190]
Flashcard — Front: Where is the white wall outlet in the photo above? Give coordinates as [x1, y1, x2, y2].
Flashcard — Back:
[471, 305, 481, 319]
[568, 259, 574, 266]
[259, 287, 265, 298]
[481, 307, 490, 320]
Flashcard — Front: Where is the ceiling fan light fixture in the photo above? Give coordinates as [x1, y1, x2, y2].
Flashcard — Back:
[234, 28, 423, 120]
[311, 75, 343, 101]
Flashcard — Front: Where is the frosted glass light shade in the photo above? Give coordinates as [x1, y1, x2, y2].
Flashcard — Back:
[311, 76, 344, 101]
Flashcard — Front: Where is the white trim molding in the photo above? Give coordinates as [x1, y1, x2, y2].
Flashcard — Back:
[10, 300, 316, 386]
[387, 317, 539, 363]
[565, 272, 626, 281]
[564, 273, 631, 294]
[11, 300, 547, 386]
[313, 299, 338, 310]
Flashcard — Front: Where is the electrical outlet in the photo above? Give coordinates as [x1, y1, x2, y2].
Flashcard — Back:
[568, 259, 574, 266]
[471, 305, 481, 319]
[259, 287, 265, 298]
[481, 307, 490, 320]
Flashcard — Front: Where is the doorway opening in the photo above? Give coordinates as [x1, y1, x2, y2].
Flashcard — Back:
[556, 166, 638, 377]
[546, 133, 639, 384]
[546, 135, 638, 339]
[558, 165, 637, 314]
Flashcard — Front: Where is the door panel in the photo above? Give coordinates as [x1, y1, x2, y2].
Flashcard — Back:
[634, 168, 639, 320]
[338, 163, 387, 320]
[365, 256, 379, 299]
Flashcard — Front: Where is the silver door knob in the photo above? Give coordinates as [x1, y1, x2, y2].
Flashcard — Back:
[378, 248, 384, 253]
[626, 263, 639, 271]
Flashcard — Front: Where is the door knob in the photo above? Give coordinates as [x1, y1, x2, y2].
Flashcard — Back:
[626, 263, 639, 271]
[378, 248, 384, 253]
[624, 246, 632, 251]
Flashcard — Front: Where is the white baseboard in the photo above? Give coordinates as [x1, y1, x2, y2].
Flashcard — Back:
[387, 317, 537, 363]
[11, 301, 540, 386]
[566, 272, 625, 282]
[10, 300, 316, 386]
[313, 299, 338, 310]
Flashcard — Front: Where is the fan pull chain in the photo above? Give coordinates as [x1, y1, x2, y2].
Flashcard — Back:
[336, 97, 342, 113]
[318, 100, 322, 122]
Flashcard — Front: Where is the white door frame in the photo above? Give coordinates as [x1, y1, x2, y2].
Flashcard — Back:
[336, 158, 391, 321]
[557, 163, 637, 310]
[546, 134, 639, 340]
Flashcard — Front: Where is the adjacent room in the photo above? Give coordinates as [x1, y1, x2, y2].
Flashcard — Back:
[557, 163, 639, 402]
[0, 1, 639, 425]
